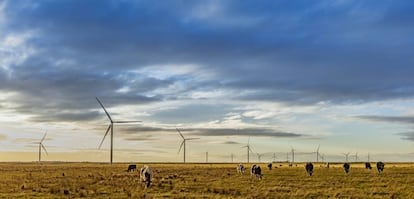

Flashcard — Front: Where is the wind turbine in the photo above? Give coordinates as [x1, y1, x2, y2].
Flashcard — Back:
[242, 137, 254, 163]
[256, 153, 263, 162]
[37, 132, 48, 162]
[176, 128, 199, 163]
[342, 152, 351, 162]
[290, 145, 296, 163]
[368, 153, 370, 162]
[315, 144, 321, 162]
[354, 152, 358, 162]
[96, 97, 142, 164]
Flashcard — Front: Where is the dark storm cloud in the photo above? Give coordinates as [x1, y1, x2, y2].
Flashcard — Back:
[2, 0, 414, 123]
[355, 115, 414, 124]
[222, 141, 240, 145]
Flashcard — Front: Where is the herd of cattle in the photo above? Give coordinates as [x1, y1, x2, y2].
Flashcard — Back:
[128, 161, 385, 188]
[239, 161, 385, 180]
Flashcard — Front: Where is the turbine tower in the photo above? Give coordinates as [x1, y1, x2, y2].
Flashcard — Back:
[96, 97, 141, 164]
[290, 145, 296, 163]
[316, 144, 320, 162]
[176, 128, 199, 163]
[242, 137, 254, 163]
[37, 132, 48, 162]
[342, 152, 351, 162]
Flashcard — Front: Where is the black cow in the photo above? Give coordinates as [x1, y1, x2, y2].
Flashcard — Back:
[305, 162, 314, 176]
[267, 163, 272, 170]
[127, 164, 137, 172]
[343, 163, 350, 174]
[365, 162, 372, 170]
[376, 162, 385, 174]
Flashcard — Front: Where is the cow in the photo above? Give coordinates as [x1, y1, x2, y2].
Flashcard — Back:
[365, 162, 372, 170]
[288, 163, 293, 168]
[127, 164, 137, 172]
[343, 163, 350, 174]
[250, 164, 257, 176]
[267, 163, 272, 170]
[305, 162, 314, 176]
[140, 165, 153, 188]
[376, 162, 385, 174]
[254, 166, 263, 180]
[326, 162, 330, 168]
[237, 163, 246, 174]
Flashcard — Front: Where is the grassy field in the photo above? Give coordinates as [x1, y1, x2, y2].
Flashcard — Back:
[0, 162, 413, 198]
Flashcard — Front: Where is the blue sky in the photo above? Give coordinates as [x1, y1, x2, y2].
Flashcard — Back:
[0, 0, 414, 162]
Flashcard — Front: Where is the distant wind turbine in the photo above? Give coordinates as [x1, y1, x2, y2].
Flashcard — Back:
[242, 137, 254, 163]
[342, 152, 351, 162]
[355, 152, 358, 162]
[315, 144, 321, 162]
[176, 128, 199, 163]
[96, 97, 142, 164]
[256, 153, 264, 163]
[37, 132, 48, 162]
[290, 145, 296, 163]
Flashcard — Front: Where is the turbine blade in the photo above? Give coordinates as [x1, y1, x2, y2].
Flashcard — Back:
[316, 144, 320, 152]
[186, 138, 199, 140]
[96, 97, 113, 122]
[40, 132, 47, 143]
[41, 144, 48, 155]
[98, 125, 111, 149]
[176, 128, 185, 139]
[113, 121, 142, 123]
[178, 141, 184, 154]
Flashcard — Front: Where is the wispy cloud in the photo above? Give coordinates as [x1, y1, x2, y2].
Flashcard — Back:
[355, 115, 414, 124]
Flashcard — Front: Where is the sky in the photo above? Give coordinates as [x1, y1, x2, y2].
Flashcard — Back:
[1, 0, 414, 163]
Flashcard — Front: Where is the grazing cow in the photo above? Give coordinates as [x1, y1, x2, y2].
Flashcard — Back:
[250, 164, 257, 176]
[267, 163, 272, 170]
[127, 164, 137, 172]
[365, 162, 372, 170]
[376, 162, 385, 174]
[288, 163, 293, 168]
[343, 163, 350, 174]
[140, 165, 153, 188]
[305, 162, 314, 176]
[250, 164, 262, 180]
[237, 163, 246, 174]
[253, 166, 263, 180]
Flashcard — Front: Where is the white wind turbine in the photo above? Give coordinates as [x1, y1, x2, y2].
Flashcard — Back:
[315, 144, 321, 162]
[176, 128, 199, 163]
[242, 137, 254, 163]
[343, 152, 351, 162]
[290, 145, 296, 163]
[96, 97, 141, 164]
[37, 132, 48, 162]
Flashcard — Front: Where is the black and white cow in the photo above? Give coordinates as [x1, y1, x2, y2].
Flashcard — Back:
[343, 163, 350, 174]
[267, 163, 272, 170]
[127, 164, 137, 172]
[305, 162, 314, 176]
[237, 163, 246, 174]
[140, 165, 153, 188]
[376, 162, 385, 174]
[365, 162, 372, 170]
[250, 164, 257, 176]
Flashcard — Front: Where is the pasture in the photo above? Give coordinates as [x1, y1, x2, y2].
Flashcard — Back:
[0, 162, 413, 198]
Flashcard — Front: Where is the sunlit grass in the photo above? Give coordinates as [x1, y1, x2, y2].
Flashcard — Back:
[0, 162, 413, 198]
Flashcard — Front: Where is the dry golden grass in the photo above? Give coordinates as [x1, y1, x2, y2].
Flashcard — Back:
[0, 162, 413, 198]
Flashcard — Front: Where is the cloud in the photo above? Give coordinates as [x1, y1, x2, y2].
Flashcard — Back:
[222, 141, 240, 145]
[186, 128, 303, 138]
[396, 132, 414, 142]
[0, 134, 7, 140]
[355, 115, 414, 124]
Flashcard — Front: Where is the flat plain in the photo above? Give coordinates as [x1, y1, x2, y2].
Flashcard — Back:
[0, 162, 413, 198]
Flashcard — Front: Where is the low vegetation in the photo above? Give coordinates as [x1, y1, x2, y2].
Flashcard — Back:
[0, 162, 413, 198]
